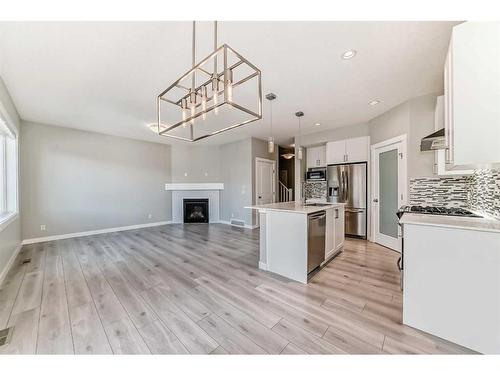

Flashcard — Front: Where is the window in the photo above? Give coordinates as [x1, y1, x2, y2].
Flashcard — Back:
[0, 106, 18, 231]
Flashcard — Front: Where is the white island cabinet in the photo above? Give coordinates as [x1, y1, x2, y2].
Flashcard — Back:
[247, 201, 345, 283]
[401, 213, 500, 354]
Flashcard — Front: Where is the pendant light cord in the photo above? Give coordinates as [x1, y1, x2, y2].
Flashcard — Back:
[214, 21, 218, 75]
[192, 21, 196, 88]
[270, 100, 273, 137]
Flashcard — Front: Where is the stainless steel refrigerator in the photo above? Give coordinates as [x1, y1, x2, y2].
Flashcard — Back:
[327, 162, 367, 238]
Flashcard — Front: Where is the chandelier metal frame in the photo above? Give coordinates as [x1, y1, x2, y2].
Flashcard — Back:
[155, 21, 262, 142]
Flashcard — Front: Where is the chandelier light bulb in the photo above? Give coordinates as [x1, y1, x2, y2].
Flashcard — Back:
[181, 98, 188, 128]
[212, 76, 219, 115]
[201, 87, 207, 120]
[190, 91, 196, 125]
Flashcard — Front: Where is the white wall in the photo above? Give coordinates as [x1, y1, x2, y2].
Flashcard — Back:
[0, 76, 21, 279]
[20, 121, 172, 239]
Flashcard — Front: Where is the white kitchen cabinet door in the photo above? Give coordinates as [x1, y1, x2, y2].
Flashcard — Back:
[334, 206, 345, 252]
[447, 22, 500, 168]
[306, 147, 316, 169]
[435, 95, 472, 176]
[317, 145, 326, 167]
[345, 136, 369, 163]
[306, 146, 326, 169]
[325, 208, 335, 259]
[326, 140, 346, 164]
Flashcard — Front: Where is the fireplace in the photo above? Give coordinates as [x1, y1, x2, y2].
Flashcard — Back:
[183, 198, 209, 223]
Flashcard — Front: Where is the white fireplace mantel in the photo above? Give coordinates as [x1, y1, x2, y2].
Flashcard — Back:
[165, 183, 224, 191]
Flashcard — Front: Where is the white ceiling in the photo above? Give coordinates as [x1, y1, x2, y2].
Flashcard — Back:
[0, 21, 459, 146]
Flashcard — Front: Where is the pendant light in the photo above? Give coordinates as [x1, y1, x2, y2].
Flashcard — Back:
[265, 93, 277, 153]
[295, 111, 304, 160]
[155, 21, 262, 142]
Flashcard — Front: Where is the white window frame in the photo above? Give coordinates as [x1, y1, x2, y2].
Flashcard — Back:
[0, 102, 19, 233]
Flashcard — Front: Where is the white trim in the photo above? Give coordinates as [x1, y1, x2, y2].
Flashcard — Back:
[255, 157, 276, 205]
[258, 261, 268, 270]
[370, 134, 408, 252]
[217, 220, 257, 230]
[165, 183, 224, 191]
[22, 221, 172, 245]
[0, 100, 19, 138]
[0, 211, 17, 233]
[0, 242, 22, 286]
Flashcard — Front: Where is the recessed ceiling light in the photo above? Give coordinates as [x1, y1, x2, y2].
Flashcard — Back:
[315, 123, 321, 126]
[341, 49, 357, 60]
[369, 100, 380, 106]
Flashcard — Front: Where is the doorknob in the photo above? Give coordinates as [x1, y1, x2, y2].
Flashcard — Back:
[258, 196, 262, 199]
[373, 198, 379, 203]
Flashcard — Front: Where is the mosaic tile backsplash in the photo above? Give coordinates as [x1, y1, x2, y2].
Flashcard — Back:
[409, 169, 500, 219]
[409, 176, 469, 208]
[304, 181, 327, 199]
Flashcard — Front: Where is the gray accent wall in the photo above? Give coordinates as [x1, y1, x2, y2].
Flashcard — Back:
[220, 138, 253, 225]
[170, 145, 221, 183]
[0, 76, 21, 278]
[251, 138, 278, 226]
[20, 121, 172, 239]
[369, 93, 438, 182]
[301, 122, 370, 147]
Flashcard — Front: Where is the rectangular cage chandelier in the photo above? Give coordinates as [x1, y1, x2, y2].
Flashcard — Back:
[155, 21, 262, 142]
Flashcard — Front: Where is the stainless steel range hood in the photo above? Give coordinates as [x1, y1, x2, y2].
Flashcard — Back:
[420, 128, 446, 151]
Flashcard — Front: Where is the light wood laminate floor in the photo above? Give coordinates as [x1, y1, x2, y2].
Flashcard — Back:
[0, 224, 475, 354]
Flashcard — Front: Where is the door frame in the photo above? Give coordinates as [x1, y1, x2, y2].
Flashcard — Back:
[370, 134, 408, 252]
[255, 157, 276, 205]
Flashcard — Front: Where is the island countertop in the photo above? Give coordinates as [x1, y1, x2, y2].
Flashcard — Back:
[247, 201, 345, 214]
[400, 212, 500, 233]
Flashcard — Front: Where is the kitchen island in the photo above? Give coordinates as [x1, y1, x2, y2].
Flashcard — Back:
[247, 201, 345, 283]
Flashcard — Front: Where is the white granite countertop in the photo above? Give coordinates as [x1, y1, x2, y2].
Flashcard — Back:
[246, 201, 345, 214]
[400, 213, 500, 233]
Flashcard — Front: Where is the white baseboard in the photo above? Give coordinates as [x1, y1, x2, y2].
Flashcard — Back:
[22, 221, 172, 245]
[217, 220, 257, 230]
[258, 261, 268, 271]
[0, 242, 22, 286]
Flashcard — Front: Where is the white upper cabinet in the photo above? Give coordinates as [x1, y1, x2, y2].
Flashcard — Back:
[326, 136, 369, 165]
[434, 96, 472, 175]
[306, 145, 326, 169]
[345, 137, 369, 163]
[445, 22, 500, 168]
[326, 140, 346, 164]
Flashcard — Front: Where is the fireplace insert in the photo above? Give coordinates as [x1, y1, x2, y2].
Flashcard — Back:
[183, 198, 209, 223]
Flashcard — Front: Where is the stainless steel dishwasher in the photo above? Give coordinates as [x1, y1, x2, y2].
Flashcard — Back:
[307, 210, 326, 273]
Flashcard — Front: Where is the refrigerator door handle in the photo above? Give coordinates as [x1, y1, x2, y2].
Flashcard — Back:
[345, 169, 349, 203]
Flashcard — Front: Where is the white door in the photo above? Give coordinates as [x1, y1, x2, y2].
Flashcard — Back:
[371, 135, 407, 252]
[255, 158, 276, 205]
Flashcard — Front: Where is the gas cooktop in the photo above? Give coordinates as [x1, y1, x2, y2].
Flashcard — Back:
[397, 205, 483, 218]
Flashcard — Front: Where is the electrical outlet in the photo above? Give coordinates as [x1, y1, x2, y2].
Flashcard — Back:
[204, 171, 208, 177]
[40, 225, 46, 231]
[231, 213, 234, 218]
[148, 213, 152, 219]
[184, 172, 188, 177]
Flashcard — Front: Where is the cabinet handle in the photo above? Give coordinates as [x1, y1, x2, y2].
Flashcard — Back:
[335, 209, 339, 219]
